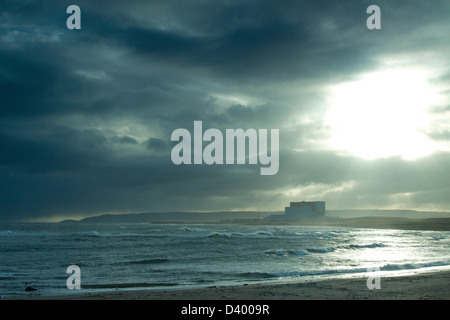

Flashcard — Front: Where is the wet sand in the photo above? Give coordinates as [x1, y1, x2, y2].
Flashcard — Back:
[19, 269, 450, 300]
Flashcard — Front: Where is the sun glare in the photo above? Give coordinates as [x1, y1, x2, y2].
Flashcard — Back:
[325, 69, 440, 160]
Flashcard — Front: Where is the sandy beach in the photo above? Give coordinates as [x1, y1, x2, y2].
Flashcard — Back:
[17, 269, 450, 300]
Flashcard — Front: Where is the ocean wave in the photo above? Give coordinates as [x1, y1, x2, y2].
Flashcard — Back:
[380, 261, 450, 271]
[0, 229, 141, 238]
[207, 231, 273, 239]
[0, 272, 15, 280]
[271, 230, 333, 240]
[346, 243, 386, 249]
[261, 246, 336, 255]
[289, 250, 309, 256]
[307, 247, 335, 253]
[76, 231, 102, 237]
[43, 228, 345, 240]
[237, 261, 450, 282]
[0, 230, 62, 237]
[265, 268, 367, 279]
[73, 231, 151, 238]
[264, 249, 285, 255]
[329, 230, 350, 234]
[264, 249, 308, 256]
[125, 258, 169, 265]
[67, 229, 340, 240]
[179, 227, 207, 232]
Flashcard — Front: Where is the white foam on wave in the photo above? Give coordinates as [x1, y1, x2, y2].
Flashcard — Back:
[264, 249, 309, 256]
[380, 261, 450, 272]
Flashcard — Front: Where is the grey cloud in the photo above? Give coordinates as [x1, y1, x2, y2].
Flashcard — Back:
[426, 130, 450, 141]
[1, 0, 450, 221]
[111, 135, 139, 145]
[146, 137, 169, 152]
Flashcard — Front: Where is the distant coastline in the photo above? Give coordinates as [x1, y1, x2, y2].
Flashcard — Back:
[56, 210, 450, 231]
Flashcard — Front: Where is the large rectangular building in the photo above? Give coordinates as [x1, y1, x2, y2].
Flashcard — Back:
[264, 201, 326, 221]
[285, 201, 325, 220]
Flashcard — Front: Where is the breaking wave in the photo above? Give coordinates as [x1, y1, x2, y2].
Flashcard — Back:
[208, 231, 274, 238]
[264, 249, 308, 256]
[345, 243, 386, 249]
[307, 247, 335, 253]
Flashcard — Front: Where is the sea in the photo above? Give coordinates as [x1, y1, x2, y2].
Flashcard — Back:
[1, 221, 450, 298]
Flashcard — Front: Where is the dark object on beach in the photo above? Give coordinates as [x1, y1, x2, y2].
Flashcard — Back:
[25, 286, 37, 292]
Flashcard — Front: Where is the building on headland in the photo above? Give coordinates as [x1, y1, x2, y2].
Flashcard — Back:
[265, 201, 326, 221]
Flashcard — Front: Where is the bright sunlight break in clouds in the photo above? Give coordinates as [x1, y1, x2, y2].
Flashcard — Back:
[325, 68, 443, 160]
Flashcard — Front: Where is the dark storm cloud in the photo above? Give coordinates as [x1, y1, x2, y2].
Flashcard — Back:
[146, 137, 168, 152]
[111, 135, 139, 145]
[1, 0, 450, 221]
[95, 3, 374, 82]
[0, 124, 111, 174]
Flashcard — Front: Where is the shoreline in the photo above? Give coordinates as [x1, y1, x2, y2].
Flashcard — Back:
[13, 269, 450, 300]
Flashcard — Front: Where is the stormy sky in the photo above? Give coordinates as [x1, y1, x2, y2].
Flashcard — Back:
[1, 0, 450, 222]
